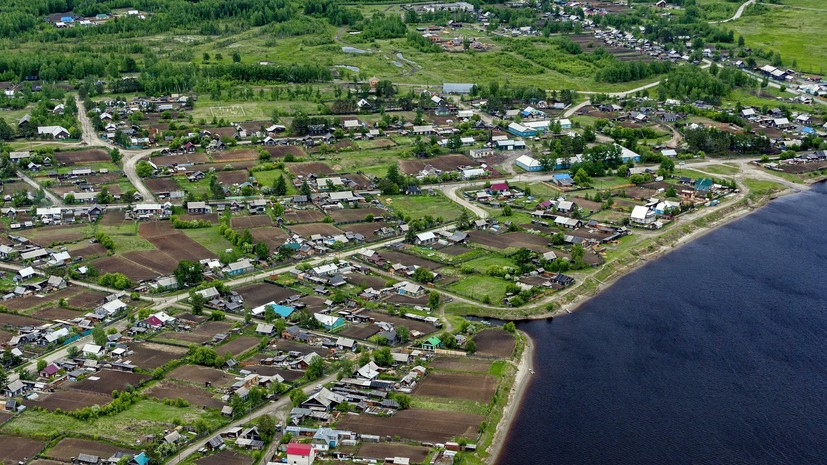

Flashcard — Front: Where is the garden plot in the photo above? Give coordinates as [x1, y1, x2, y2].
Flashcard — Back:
[414, 372, 497, 402]
[473, 329, 516, 358]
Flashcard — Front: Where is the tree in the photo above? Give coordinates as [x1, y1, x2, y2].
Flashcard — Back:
[665, 186, 677, 198]
[658, 158, 675, 177]
[465, 340, 476, 354]
[413, 267, 435, 283]
[67, 346, 80, 358]
[232, 51, 241, 63]
[254, 242, 270, 260]
[428, 291, 440, 309]
[373, 347, 393, 367]
[109, 148, 122, 164]
[503, 321, 516, 333]
[37, 359, 47, 372]
[174, 260, 204, 287]
[136, 161, 154, 177]
[397, 326, 410, 343]
[390, 392, 411, 409]
[0, 368, 7, 390]
[190, 291, 206, 315]
[305, 356, 325, 380]
[92, 325, 107, 346]
[274, 175, 288, 196]
[290, 389, 308, 407]
[257, 415, 277, 441]
[573, 168, 591, 185]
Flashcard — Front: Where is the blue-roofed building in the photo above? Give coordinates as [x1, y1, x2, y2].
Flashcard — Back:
[131, 452, 150, 465]
[251, 301, 294, 318]
[507, 122, 538, 138]
[443, 83, 475, 94]
[61, 16, 74, 22]
[553, 173, 575, 187]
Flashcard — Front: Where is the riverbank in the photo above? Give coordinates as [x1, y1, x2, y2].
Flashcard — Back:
[487, 332, 534, 464]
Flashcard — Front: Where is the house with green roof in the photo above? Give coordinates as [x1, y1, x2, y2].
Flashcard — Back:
[422, 336, 442, 351]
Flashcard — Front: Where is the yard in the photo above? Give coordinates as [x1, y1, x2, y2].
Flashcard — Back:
[447, 275, 511, 304]
[385, 193, 463, 222]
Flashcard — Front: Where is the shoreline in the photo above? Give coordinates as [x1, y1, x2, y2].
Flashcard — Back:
[483, 184, 811, 464]
[487, 331, 534, 464]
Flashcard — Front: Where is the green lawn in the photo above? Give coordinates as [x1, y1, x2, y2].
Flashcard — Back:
[386, 193, 463, 222]
[253, 169, 295, 194]
[701, 164, 740, 176]
[189, 95, 321, 122]
[2, 400, 224, 446]
[447, 274, 511, 303]
[730, 4, 827, 73]
[744, 178, 785, 195]
[181, 227, 239, 255]
[461, 254, 516, 273]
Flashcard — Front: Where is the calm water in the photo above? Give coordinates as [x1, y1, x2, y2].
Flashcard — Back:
[500, 182, 827, 465]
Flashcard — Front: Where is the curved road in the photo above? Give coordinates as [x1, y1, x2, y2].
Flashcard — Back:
[711, 0, 756, 23]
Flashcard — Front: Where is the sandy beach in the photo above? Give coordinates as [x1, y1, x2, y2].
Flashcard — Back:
[487, 333, 535, 464]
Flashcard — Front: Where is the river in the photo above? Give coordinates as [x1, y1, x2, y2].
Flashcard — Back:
[500, 182, 827, 465]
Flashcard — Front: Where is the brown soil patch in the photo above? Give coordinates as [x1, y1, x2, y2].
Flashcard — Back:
[473, 329, 516, 358]
[215, 170, 250, 185]
[328, 207, 386, 224]
[357, 443, 429, 462]
[215, 336, 260, 357]
[430, 357, 492, 373]
[55, 150, 109, 164]
[361, 310, 437, 335]
[211, 149, 258, 162]
[94, 256, 158, 282]
[168, 365, 236, 387]
[283, 209, 325, 224]
[152, 152, 210, 166]
[379, 250, 442, 270]
[398, 154, 477, 176]
[146, 380, 223, 409]
[249, 227, 289, 250]
[25, 225, 87, 245]
[0, 434, 46, 464]
[33, 306, 84, 321]
[287, 162, 334, 177]
[231, 215, 273, 229]
[236, 282, 299, 308]
[159, 321, 233, 345]
[337, 409, 483, 443]
[414, 372, 497, 402]
[143, 177, 180, 193]
[287, 222, 343, 238]
[195, 450, 253, 465]
[31, 390, 112, 412]
[69, 370, 150, 395]
[337, 325, 380, 340]
[126, 342, 188, 370]
[46, 438, 136, 462]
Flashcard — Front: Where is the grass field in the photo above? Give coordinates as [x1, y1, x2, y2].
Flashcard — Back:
[181, 227, 238, 255]
[447, 274, 511, 303]
[462, 254, 516, 273]
[1, 400, 224, 445]
[730, 3, 827, 73]
[744, 178, 785, 195]
[701, 164, 740, 176]
[385, 193, 463, 222]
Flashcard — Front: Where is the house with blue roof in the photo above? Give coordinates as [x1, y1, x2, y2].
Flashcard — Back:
[131, 452, 150, 465]
[251, 301, 294, 318]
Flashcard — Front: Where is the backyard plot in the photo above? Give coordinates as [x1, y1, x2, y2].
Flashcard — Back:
[430, 357, 492, 374]
[231, 215, 273, 229]
[143, 177, 180, 194]
[138, 222, 217, 261]
[328, 207, 386, 224]
[0, 312, 48, 327]
[146, 380, 223, 409]
[212, 150, 258, 162]
[287, 162, 334, 177]
[379, 250, 442, 270]
[345, 273, 388, 290]
[94, 256, 157, 282]
[67, 242, 108, 259]
[152, 152, 209, 166]
[168, 365, 236, 387]
[398, 154, 478, 176]
[65, 289, 107, 309]
[337, 409, 483, 443]
[236, 282, 299, 308]
[282, 209, 325, 224]
[467, 230, 550, 253]
[69, 370, 150, 395]
[249, 228, 290, 250]
[0, 434, 45, 464]
[54, 149, 109, 164]
[126, 342, 188, 370]
[473, 329, 516, 358]
[287, 222, 343, 238]
[45, 438, 137, 462]
[215, 170, 251, 185]
[414, 372, 497, 402]
[338, 222, 388, 241]
[196, 450, 253, 465]
[4, 288, 102, 314]
[24, 224, 87, 244]
[31, 390, 112, 412]
[361, 310, 437, 335]
[272, 340, 328, 357]
[246, 366, 304, 382]
[209, 105, 245, 118]
[159, 321, 234, 345]
[264, 145, 305, 158]
[338, 324, 380, 340]
[357, 443, 429, 462]
[215, 336, 261, 357]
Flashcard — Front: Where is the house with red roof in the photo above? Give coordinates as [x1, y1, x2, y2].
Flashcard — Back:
[139, 315, 164, 329]
[487, 182, 510, 195]
[286, 443, 315, 465]
[39, 363, 60, 379]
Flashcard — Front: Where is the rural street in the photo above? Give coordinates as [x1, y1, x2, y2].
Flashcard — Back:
[166, 372, 339, 465]
[17, 170, 62, 205]
[711, 0, 756, 23]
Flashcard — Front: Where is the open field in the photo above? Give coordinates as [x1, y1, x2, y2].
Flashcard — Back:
[2, 287, 96, 312]
[282, 209, 326, 224]
[447, 275, 511, 304]
[31, 390, 112, 412]
[94, 256, 158, 282]
[231, 215, 273, 229]
[54, 149, 110, 164]
[328, 207, 386, 224]
[127, 342, 188, 370]
[195, 450, 253, 465]
[158, 321, 234, 345]
[24, 224, 89, 244]
[730, 4, 827, 73]
[357, 443, 429, 462]
[380, 250, 442, 270]
[169, 365, 237, 388]
[414, 372, 497, 402]
[215, 336, 261, 357]
[287, 162, 334, 177]
[385, 194, 464, 222]
[4, 401, 224, 445]
[44, 438, 137, 462]
[287, 222, 343, 238]
[473, 329, 516, 358]
[0, 434, 46, 464]
[430, 357, 492, 374]
[146, 380, 224, 409]
[399, 155, 477, 176]
[337, 409, 483, 443]
[236, 282, 299, 308]
[338, 324, 380, 340]
[69, 370, 151, 395]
